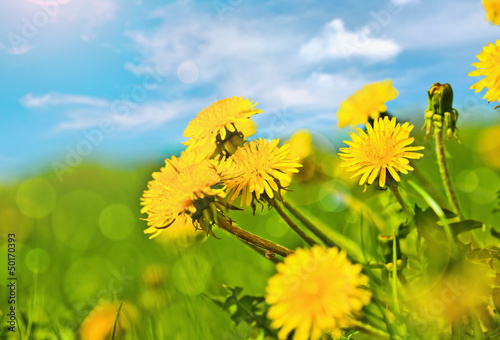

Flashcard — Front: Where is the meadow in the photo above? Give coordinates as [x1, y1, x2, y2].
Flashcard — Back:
[1, 114, 499, 339]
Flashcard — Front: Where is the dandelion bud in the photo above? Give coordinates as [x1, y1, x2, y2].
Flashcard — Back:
[423, 83, 460, 140]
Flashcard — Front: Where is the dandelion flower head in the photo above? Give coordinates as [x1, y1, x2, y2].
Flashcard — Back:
[266, 246, 371, 340]
[338, 117, 424, 188]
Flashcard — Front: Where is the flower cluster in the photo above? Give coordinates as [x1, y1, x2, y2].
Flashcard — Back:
[137, 3, 500, 339]
[141, 97, 301, 238]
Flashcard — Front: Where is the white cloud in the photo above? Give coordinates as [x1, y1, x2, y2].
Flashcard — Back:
[391, 0, 419, 5]
[390, 1, 498, 50]
[54, 99, 196, 131]
[80, 0, 118, 41]
[122, 1, 372, 121]
[8, 45, 35, 55]
[21, 93, 108, 108]
[22, 90, 202, 132]
[300, 19, 402, 62]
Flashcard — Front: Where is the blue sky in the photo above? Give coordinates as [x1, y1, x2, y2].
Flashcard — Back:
[0, 0, 499, 182]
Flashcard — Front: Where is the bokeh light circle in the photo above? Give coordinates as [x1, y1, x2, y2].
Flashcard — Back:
[63, 256, 115, 305]
[25, 248, 51, 273]
[99, 204, 136, 240]
[16, 178, 57, 219]
[266, 216, 289, 238]
[177, 61, 199, 84]
[52, 190, 105, 250]
[469, 167, 500, 204]
[318, 179, 351, 213]
[456, 170, 479, 193]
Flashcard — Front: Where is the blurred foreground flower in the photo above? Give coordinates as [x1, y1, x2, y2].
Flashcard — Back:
[337, 79, 398, 128]
[266, 246, 371, 340]
[183, 96, 262, 158]
[482, 0, 500, 25]
[222, 138, 301, 207]
[287, 130, 312, 162]
[287, 130, 316, 182]
[406, 261, 494, 336]
[141, 152, 234, 237]
[339, 117, 424, 188]
[477, 125, 500, 169]
[469, 40, 500, 105]
[80, 302, 138, 340]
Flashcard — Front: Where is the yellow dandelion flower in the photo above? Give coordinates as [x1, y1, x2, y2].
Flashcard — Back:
[141, 152, 232, 237]
[288, 130, 312, 162]
[483, 0, 500, 25]
[222, 139, 302, 207]
[266, 246, 371, 340]
[338, 117, 424, 188]
[80, 302, 138, 340]
[337, 79, 398, 128]
[469, 39, 500, 103]
[183, 96, 262, 158]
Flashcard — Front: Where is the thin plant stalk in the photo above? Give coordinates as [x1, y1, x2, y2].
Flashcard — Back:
[110, 302, 123, 340]
[284, 198, 365, 262]
[351, 319, 391, 340]
[241, 239, 282, 264]
[267, 198, 318, 247]
[282, 201, 338, 248]
[217, 218, 294, 257]
[408, 180, 459, 259]
[388, 183, 414, 218]
[391, 232, 400, 316]
[435, 129, 463, 219]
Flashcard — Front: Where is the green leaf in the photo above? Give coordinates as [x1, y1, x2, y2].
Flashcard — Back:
[448, 220, 482, 235]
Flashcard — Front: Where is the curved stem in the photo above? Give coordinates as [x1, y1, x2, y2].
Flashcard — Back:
[408, 180, 459, 259]
[282, 201, 338, 248]
[351, 319, 390, 340]
[217, 218, 294, 257]
[283, 199, 365, 263]
[240, 239, 281, 264]
[267, 198, 318, 247]
[412, 167, 448, 208]
[388, 183, 414, 218]
[435, 129, 463, 219]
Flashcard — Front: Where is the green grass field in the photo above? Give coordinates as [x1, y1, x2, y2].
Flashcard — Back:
[1, 122, 500, 340]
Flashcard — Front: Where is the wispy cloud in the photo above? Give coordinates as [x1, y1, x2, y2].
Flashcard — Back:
[21, 93, 109, 108]
[53, 99, 196, 131]
[300, 19, 402, 62]
[391, 0, 419, 5]
[80, 0, 118, 42]
[123, 1, 374, 122]
[21, 91, 200, 132]
[8, 44, 35, 55]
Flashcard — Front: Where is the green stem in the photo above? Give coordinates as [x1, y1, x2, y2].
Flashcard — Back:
[25, 271, 38, 340]
[391, 232, 400, 316]
[407, 180, 459, 259]
[388, 183, 414, 218]
[283, 199, 365, 262]
[435, 129, 463, 219]
[282, 201, 338, 248]
[351, 319, 391, 340]
[217, 218, 294, 257]
[412, 167, 448, 208]
[240, 239, 281, 264]
[267, 198, 318, 247]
